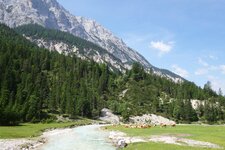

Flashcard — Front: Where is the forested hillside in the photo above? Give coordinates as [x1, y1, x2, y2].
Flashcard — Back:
[0, 24, 225, 126]
[0, 24, 116, 125]
[111, 63, 225, 123]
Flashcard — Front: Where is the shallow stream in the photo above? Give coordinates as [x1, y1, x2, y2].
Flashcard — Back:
[40, 125, 115, 150]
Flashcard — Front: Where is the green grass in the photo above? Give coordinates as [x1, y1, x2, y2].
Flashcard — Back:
[107, 125, 225, 150]
[125, 142, 217, 150]
[0, 119, 92, 139]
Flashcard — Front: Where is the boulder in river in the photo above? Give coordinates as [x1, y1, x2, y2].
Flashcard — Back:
[117, 139, 128, 148]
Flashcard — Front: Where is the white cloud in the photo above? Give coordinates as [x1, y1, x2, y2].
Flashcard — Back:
[198, 58, 209, 67]
[194, 56, 224, 94]
[208, 55, 218, 60]
[220, 65, 225, 74]
[172, 65, 189, 78]
[150, 41, 174, 56]
[195, 64, 225, 76]
[195, 68, 208, 75]
[195, 56, 225, 76]
[207, 76, 225, 95]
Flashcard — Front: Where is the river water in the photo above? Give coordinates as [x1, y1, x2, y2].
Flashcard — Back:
[40, 125, 116, 150]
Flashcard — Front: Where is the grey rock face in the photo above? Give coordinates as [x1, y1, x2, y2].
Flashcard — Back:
[26, 37, 126, 72]
[99, 108, 120, 124]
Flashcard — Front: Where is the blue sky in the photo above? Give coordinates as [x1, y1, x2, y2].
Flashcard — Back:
[57, 0, 225, 94]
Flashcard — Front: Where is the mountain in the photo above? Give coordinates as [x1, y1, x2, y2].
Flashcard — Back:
[15, 24, 126, 72]
[0, 0, 183, 81]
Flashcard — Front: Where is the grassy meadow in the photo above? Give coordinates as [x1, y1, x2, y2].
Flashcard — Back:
[107, 124, 225, 150]
[0, 119, 92, 139]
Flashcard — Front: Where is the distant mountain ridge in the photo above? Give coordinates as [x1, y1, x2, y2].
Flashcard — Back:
[0, 0, 183, 82]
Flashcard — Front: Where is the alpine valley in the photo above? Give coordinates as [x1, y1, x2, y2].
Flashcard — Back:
[0, 0, 225, 127]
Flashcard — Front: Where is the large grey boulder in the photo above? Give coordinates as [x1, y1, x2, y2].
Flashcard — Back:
[99, 108, 120, 124]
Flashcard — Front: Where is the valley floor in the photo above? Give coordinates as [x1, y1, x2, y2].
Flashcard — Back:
[107, 124, 225, 150]
[1, 122, 225, 150]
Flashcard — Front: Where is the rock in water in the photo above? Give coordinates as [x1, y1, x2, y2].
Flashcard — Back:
[117, 139, 128, 148]
[99, 108, 120, 124]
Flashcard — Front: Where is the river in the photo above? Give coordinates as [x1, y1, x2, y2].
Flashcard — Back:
[39, 125, 116, 150]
